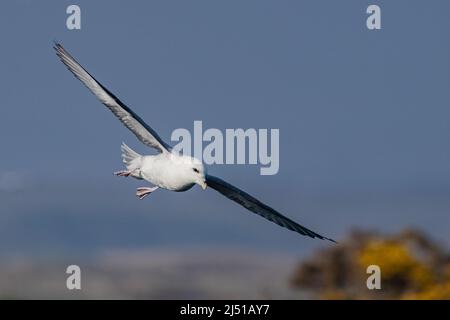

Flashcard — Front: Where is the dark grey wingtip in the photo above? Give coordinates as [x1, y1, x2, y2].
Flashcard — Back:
[53, 43, 63, 58]
[306, 228, 337, 244]
[52, 40, 62, 51]
[316, 234, 337, 244]
[327, 237, 338, 244]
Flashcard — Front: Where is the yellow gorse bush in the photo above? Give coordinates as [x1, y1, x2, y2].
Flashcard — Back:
[292, 230, 450, 299]
[358, 239, 434, 290]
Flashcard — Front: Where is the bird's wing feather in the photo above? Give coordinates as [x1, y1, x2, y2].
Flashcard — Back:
[206, 174, 335, 242]
[54, 43, 171, 153]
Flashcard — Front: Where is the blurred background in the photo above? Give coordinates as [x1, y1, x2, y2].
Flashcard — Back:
[0, 0, 449, 299]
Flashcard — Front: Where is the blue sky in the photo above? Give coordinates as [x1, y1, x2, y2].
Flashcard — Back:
[0, 1, 449, 256]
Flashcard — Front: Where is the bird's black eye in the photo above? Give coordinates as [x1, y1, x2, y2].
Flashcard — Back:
[193, 168, 199, 173]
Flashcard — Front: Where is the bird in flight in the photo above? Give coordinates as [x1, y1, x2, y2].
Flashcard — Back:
[54, 43, 335, 243]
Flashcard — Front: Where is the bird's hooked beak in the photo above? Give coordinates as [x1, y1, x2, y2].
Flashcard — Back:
[199, 180, 207, 190]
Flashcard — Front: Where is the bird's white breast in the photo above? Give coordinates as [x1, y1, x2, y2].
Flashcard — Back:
[139, 153, 195, 191]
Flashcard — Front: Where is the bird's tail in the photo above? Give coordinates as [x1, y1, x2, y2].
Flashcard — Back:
[121, 142, 142, 170]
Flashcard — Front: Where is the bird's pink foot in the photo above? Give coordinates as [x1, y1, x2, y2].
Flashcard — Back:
[114, 170, 131, 177]
[136, 186, 159, 200]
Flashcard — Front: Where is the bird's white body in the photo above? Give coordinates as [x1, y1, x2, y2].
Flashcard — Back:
[140, 154, 194, 191]
[121, 143, 206, 191]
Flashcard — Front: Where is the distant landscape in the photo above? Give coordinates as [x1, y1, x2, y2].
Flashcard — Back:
[0, 249, 300, 299]
[1, 229, 448, 299]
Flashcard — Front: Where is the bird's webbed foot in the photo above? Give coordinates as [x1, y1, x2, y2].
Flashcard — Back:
[114, 170, 131, 177]
[136, 186, 159, 200]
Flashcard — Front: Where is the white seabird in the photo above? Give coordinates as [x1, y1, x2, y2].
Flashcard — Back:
[54, 43, 335, 242]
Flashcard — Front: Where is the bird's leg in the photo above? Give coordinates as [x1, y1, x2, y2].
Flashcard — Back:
[136, 186, 159, 200]
[114, 170, 131, 177]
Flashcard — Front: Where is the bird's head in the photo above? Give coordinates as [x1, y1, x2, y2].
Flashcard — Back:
[172, 154, 207, 190]
[189, 157, 207, 190]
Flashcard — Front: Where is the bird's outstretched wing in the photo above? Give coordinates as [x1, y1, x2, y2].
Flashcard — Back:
[206, 175, 336, 242]
[54, 43, 171, 153]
